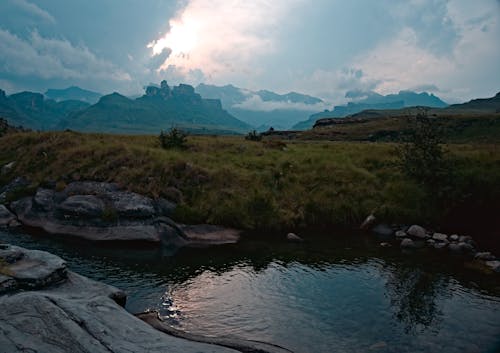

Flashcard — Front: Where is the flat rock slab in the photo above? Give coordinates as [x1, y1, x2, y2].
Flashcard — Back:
[179, 224, 241, 245]
[0, 245, 247, 353]
[0, 244, 66, 292]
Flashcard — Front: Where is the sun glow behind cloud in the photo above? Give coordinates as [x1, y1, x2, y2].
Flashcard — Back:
[147, 0, 300, 83]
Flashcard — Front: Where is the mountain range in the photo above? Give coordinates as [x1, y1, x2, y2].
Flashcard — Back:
[196, 84, 327, 130]
[0, 82, 250, 134]
[293, 90, 448, 130]
[45, 86, 102, 104]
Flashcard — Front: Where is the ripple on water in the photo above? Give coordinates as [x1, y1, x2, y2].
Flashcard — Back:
[1, 229, 499, 353]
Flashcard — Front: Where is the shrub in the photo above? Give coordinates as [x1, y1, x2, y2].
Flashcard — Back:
[245, 130, 262, 141]
[159, 128, 188, 149]
[397, 109, 448, 189]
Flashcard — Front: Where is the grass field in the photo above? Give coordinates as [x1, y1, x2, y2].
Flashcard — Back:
[1, 131, 499, 238]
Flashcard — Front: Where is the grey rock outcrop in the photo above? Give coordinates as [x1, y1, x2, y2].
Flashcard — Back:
[0, 205, 16, 226]
[9, 182, 240, 247]
[0, 245, 250, 353]
[0, 176, 29, 204]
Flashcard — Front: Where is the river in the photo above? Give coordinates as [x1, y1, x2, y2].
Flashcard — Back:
[1, 228, 499, 353]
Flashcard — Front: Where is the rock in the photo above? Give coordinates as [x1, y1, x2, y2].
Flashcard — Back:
[459, 235, 472, 243]
[58, 195, 105, 218]
[107, 192, 156, 218]
[360, 214, 376, 230]
[0, 205, 16, 226]
[380, 242, 392, 248]
[433, 242, 448, 250]
[395, 230, 407, 238]
[0, 176, 30, 203]
[432, 233, 448, 242]
[0, 245, 245, 353]
[372, 224, 393, 237]
[448, 243, 462, 254]
[10, 182, 239, 248]
[286, 232, 304, 242]
[179, 224, 241, 245]
[1, 161, 15, 175]
[400, 238, 416, 249]
[138, 312, 293, 353]
[459, 242, 475, 254]
[426, 239, 436, 246]
[155, 198, 177, 217]
[485, 261, 500, 273]
[449, 234, 459, 241]
[407, 225, 428, 239]
[475, 252, 496, 261]
[0, 244, 67, 293]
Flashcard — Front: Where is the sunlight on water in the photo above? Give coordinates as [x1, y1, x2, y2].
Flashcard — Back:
[1, 229, 499, 353]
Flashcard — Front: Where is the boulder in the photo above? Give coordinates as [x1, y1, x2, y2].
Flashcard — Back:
[395, 230, 407, 238]
[475, 252, 496, 261]
[0, 244, 67, 293]
[372, 224, 393, 237]
[433, 242, 448, 250]
[380, 242, 392, 248]
[400, 238, 416, 249]
[9, 182, 240, 248]
[0, 205, 16, 226]
[459, 235, 472, 243]
[485, 261, 500, 273]
[360, 214, 376, 230]
[432, 233, 448, 242]
[407, 225, 428, 239]
[449, 234, 459, 241]
[58, 195, 105, 218]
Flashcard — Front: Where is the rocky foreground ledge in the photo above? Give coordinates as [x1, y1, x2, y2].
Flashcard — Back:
[0, 180, 239, 247]
[0, 244, 292, 353]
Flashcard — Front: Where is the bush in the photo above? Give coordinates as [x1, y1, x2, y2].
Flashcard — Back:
[245, 130, 262, 141]
[159, 128, 187, 149]
[397, 109, 448, 189]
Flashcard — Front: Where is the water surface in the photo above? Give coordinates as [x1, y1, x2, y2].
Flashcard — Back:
[1, 229, 499, 353]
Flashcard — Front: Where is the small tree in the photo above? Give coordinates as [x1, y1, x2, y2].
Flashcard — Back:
[397, 109, 448, 190]
[159, 128, 188, 149]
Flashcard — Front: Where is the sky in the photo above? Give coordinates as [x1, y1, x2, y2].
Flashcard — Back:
[0, 0, 499, 104]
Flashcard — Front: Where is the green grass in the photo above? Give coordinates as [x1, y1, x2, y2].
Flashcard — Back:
[1, 131, 500, 235]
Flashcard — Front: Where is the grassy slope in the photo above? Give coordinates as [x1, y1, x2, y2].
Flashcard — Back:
[1, 131, 500, 236]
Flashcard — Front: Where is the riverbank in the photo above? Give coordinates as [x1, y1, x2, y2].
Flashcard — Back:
[1, 131, 499, 244]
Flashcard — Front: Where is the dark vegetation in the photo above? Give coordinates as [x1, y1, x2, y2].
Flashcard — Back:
[159, 128, 188, 149]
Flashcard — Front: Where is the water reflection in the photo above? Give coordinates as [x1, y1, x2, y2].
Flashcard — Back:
[1, 229, 499, 353]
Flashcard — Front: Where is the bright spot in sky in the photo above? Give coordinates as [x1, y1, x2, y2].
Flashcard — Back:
[148, 18, 199, 58]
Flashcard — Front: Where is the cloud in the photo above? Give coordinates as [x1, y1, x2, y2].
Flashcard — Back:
[0, 29, 131, 82]
[148, 0, 302, 84]
[9, 0, 55, 24]
[350, 0, 500, 101]
[233, 94, 329, 112]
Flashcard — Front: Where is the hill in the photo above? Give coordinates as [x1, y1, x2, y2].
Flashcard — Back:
[59, 81, 251, 134]
[196, 83, 326, 130]
[262, 91, 500, 143]
[45, 86, 102, 104]
[293, 90, 448, 130]
[0, 89, 90, 130]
